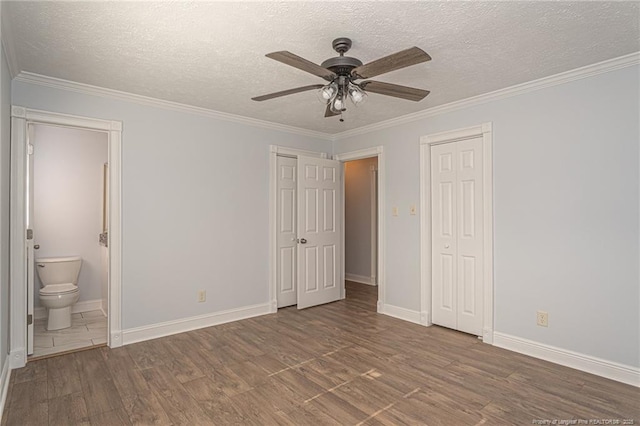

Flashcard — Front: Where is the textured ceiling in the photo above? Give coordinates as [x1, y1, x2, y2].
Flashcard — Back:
[3, 1, 639, 134]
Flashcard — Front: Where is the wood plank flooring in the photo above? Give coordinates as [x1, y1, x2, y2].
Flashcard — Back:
[3, 281, 639, 425]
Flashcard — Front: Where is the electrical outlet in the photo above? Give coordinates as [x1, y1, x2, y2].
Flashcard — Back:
[536, 310, 548, 327]
[197, 290, 206, 303]
[409, 205, 417, 215]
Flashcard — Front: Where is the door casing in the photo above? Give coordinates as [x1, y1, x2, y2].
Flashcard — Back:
[9, 106, 123, 368]
[420, 123, 494, 343]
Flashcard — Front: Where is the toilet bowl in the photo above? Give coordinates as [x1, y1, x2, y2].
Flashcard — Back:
[36, 256, 82, 331]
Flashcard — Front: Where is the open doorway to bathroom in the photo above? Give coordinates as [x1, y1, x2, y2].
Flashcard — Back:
[344, 157, 378, 311]
[28, 123, 109, 359]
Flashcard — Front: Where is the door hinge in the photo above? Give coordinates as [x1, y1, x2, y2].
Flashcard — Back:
[27, 314, 33, 326]
[26, 229, 33, 240]
[27, 143, 34, 155]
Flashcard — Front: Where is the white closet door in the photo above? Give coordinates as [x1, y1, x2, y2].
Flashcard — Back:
[296, 155, 341, 309]
[431, 137, 484, 336]
[431, 143, 458, 329]
[455, 137, 484, 336]
[276, 156, 297, 308]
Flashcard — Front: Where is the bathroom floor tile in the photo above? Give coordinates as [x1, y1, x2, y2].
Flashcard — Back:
[81, 310, 105, 318]
[34, 336, 54, 349]
[31, 310, 107, 358]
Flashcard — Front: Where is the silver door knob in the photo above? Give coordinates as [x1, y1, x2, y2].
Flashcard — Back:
[34, 245, 40, 249]
[444, 244, 450, 249]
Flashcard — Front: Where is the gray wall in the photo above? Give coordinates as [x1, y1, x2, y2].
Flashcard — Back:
[0, 27, 11, 367]
[345, 157, 377, 281]
[32, 124, 108, 306]
[333, 65, 640, 368]
[12, 82, 332, 329]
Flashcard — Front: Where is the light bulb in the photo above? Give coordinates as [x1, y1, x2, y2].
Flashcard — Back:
[333, 97, 344, 111]
[348, 84, 367, 105]
[318, 83, 337, 102]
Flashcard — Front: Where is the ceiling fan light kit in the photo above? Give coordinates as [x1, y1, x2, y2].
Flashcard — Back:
[252, 37, 431, 121]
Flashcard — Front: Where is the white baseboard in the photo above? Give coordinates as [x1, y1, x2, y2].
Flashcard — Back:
[345, 273, 376, 286]
[380, 303, 422, 325]
[34, 298, 104, 320]
[0, 355, 11, 420]
[122, 303, 272, 345]
[493, 332, 640, 387]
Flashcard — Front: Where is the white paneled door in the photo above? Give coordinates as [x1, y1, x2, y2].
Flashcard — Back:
[431, 137, 484, 336]
[296, 155, 342, 309]
[26, 123, 35, 355]
[276, 156, 297, 308]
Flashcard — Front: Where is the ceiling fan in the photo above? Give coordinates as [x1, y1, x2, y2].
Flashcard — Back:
[252, 37, 431, 120]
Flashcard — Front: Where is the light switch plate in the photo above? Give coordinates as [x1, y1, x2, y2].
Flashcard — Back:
[409, 205, 417, 215]
[392, 207, 399, 216]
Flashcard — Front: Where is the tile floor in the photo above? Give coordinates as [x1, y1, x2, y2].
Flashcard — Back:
[32, 310, 107, 358]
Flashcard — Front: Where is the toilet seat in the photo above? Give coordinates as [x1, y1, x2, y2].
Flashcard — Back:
[39, 283, 79, 296]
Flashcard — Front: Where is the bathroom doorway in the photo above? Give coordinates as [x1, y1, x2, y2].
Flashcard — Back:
[28, 123, 109, 359]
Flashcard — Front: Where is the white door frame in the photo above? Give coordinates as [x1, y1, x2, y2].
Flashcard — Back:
[9, 106, 123, 368]
[334, 147, 385, 311]
[268, 145, 327, 312]
[419, 123, 494, 343]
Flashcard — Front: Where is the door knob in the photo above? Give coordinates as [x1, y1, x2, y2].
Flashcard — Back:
[34, 245, 40, 249]
[444, 244, 450, 249]
[299, 238, 307, 244]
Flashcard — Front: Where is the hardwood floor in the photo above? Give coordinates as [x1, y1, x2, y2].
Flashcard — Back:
[3, 282, 638, 425]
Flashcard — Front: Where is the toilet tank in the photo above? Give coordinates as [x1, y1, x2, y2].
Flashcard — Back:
[35, 256, 82, 286]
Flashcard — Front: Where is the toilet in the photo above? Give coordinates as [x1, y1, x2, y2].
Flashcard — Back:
[36, 256, 82, 331]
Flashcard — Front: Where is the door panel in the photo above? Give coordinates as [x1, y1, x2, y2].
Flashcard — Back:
[276, 156, 297, 308]
[431, 143, 457, 329]
[456, 137, 483, 335]
[431, 137, 484, 336]
[297, 156, 341, 309]
[27, 123, 35, 355]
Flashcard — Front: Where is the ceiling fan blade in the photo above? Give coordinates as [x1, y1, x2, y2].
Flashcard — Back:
[252, 84, 324, 101]
[360, 80, 430, 101]
[352, 47, 431, 79]
[266, 51, 337, 81]
[324, 104, 340, 118]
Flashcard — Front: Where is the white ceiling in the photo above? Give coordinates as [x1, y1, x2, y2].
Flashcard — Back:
[3, 1, 639, 134]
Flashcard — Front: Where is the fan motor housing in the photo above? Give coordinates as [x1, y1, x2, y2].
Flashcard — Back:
[321, 56, 363, 76]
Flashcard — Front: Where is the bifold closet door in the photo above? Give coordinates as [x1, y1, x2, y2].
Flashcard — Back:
[431, 137, 484, 336]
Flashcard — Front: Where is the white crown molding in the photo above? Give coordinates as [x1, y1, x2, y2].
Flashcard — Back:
[493, 332, 640, 387]
[12, 52, 638, 142]
[333, 52, 640, 141]
[14, 72, 333, 141]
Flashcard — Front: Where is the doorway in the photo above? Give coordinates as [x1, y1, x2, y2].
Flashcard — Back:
[28, 123, 108, 359]
[344, 157, 378, 311]
[269, 145, 386, 314]
[10, 106, 123, 368]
